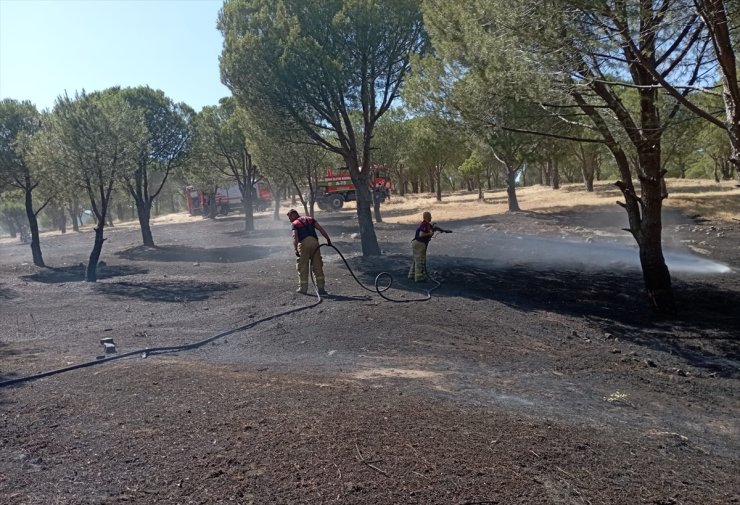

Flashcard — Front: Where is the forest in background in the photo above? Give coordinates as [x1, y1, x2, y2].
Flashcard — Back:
[1, 0, 738, 309]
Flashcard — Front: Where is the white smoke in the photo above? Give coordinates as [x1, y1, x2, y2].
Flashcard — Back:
[437, 229, 732, 275]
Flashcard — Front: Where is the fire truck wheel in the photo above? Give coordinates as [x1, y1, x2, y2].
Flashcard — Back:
[329, 195, 344, 210]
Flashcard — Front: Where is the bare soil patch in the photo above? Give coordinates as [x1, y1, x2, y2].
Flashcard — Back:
[1, 182, 739, 504]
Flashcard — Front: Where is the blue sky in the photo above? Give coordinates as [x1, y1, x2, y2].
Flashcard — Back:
[0, 0, 230, 111]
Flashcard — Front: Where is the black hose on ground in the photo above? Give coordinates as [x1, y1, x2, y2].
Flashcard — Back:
[318, 243, 442, 302]
[0, 301, 320, 389]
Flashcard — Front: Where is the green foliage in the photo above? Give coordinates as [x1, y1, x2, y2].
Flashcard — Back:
[0, 194, 26, 235]
[219, 0, 427, 162]
[372, 109, 412, 188]
[458, 150, 484, 178]
[40, 90, 146, 221]
[220, 0, 427, 253]
[0, 99, 41, 189]
[187, 98, 250, 191]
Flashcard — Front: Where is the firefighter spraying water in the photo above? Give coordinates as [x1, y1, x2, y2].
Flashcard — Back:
[408, 211, 452, 283]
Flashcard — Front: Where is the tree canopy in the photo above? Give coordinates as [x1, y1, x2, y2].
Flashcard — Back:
[219, 0, 428, 255]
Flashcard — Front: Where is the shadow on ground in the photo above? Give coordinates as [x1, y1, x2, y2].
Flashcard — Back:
[344, 253, 740, 377]
[0, 342, 45, 391]
[0, 283, 18, 300]
[94, 280, 240, 303]
[223, 228, 286, 239]
[22, 264, 148, 284]
[115, 244, 281, 263]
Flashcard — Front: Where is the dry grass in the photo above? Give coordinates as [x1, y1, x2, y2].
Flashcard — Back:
[1, 179, 737, 245]
[376, 178, 740, 223]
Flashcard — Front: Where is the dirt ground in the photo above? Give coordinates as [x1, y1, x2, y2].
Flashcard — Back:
[1, 187, 739, 504]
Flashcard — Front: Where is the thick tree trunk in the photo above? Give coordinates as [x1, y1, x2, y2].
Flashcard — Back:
[346, 157, 381, 256]
[86, 223, 106, 282]
[580, 150, 596, 192]
[136, 201, 155, 247]
[505, 168, 520, 212]
[24, 187, 44, 267]
[356, 194, 381, 255]
[574, 81, 674, 311]
[242, 184, 255, 232]
[583, 172, 594, 192]
[632, 173, 674, 311]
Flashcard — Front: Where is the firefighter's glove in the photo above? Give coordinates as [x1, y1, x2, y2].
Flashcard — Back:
[326, 239, 332, 247]
[295, 250, 300, 258]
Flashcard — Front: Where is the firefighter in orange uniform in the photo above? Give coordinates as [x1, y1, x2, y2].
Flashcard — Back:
[408, 211, 434, 282]
[287, 209, 332, 295]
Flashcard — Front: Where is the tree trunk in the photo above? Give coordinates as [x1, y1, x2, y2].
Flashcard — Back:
[24, 185, 44, 267]
[86, 223, 106, 282]
[477, 173, 484, 200]
[551, 158, 560, 190]
[435, 170, 442, 202]
[574, 80, 674, 311]
[240, 152, 257, 232]
[136, 200, 155, 247]
[68, 198, 80, 232]
[583, 171, 594, 192]
[346, 157, 380, 256]
[580, 149, 596, 192]
[58, 207, 67, 234]
[542, 161, 551, 186]
[505, 168, 520, 212]
[636, 177, 673, 311]
[243, 199, 255, 232]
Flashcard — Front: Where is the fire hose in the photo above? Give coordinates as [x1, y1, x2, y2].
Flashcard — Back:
[0, 303, 320, 388]
[316, 224, 453, 303]
[0, 227, 452, 388]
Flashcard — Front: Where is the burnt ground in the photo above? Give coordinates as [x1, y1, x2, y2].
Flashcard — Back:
[0, 205, 738, 505]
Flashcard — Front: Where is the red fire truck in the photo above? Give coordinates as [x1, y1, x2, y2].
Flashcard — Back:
[185, 182, 272, 216]
[316, 166, 391, 210]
